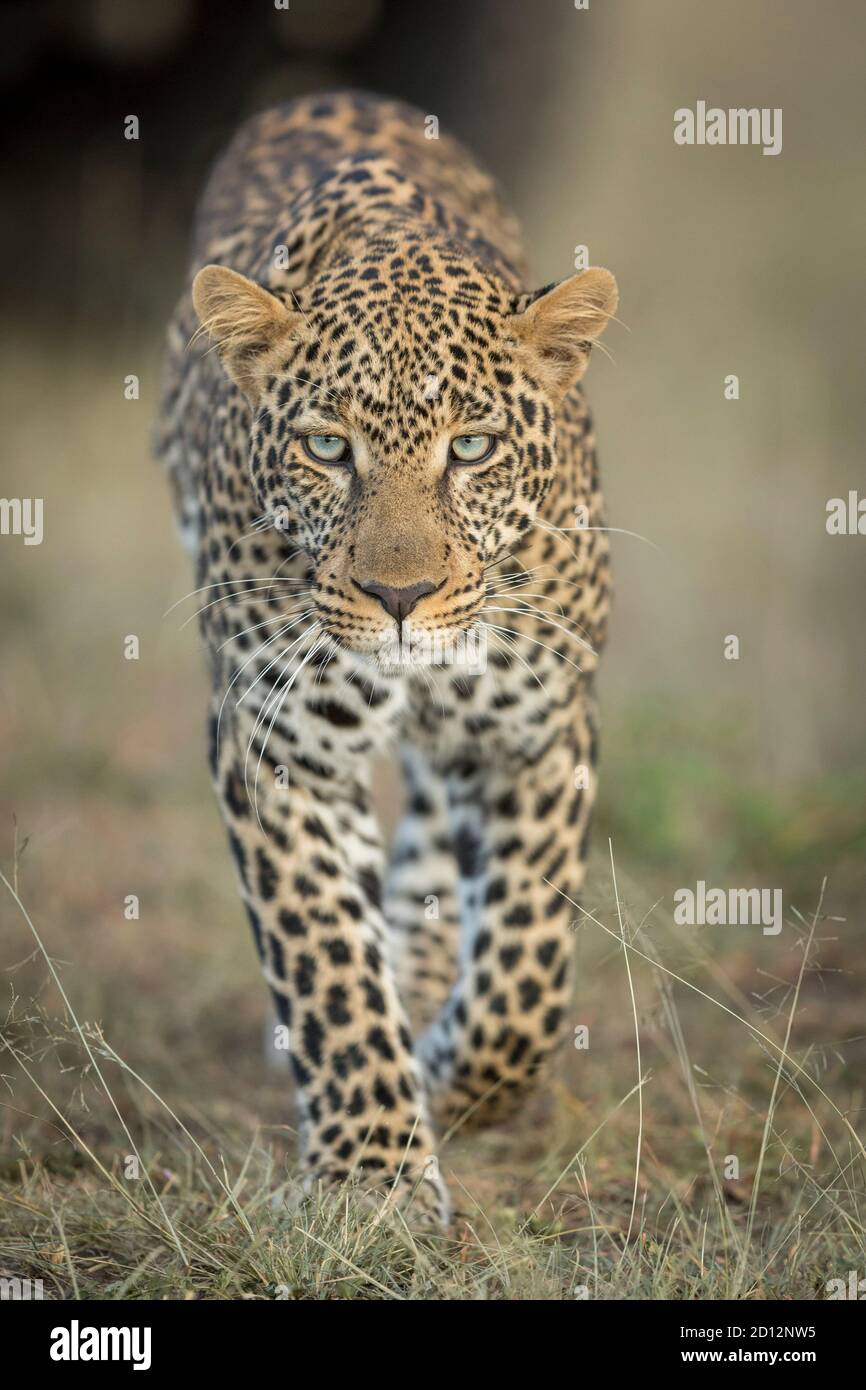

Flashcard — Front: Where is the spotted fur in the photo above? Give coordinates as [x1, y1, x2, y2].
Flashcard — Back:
[156, 92, 617, 1228]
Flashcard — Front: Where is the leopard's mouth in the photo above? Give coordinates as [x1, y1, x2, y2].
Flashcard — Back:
[312, 577, 487, 669]
[314, 608, 486, 672]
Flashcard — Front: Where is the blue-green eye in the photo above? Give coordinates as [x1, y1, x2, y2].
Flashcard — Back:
[303, 434, 352, 464]
[449, 433, 496, 464]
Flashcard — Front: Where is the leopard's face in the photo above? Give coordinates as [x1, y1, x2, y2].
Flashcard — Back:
[254, 271, 559, 662]
[193, 253, 617, 664]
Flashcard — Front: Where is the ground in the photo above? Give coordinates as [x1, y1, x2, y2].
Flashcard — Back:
[1, 341, 864, 1300]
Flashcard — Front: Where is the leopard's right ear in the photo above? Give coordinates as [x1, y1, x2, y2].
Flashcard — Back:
[192, 265, 300, 402]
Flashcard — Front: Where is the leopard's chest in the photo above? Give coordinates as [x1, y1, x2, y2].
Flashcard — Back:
[400, 647, 581, 770]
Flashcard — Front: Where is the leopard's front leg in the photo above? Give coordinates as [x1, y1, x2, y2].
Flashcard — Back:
[212, 711, 448, 1227]
[418, 714, 597, 1128]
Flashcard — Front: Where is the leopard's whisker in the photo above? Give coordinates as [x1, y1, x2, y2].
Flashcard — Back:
[234, 612, 318, 713]
[182, 584, 311, 629]
[477, 622, 551, 698]
[240, 620, 321, 776]
[337, 643, 361, 690]
[489, 590, 596, 644]
[413, 655, 447, 719]
[482, 550, 537, 581]
[537, 519, 662, 554]
[164, 574, 307, 619]
[216, 600, 313, 652]
[247, 628, 326, 832]
[487, 585, 568, 616]
[312, 645, 337, 688]
[215, 611, 315, 750]
[495, 575, 581, 595]
[479, 620, 584, 675]
[482, 602, 596, 655]
[487, 562, 590, 596]
[487, 570, 548, 594]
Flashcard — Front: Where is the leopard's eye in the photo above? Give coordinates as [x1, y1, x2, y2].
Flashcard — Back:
[303, 434, 352, 465]
[449, 433, 496, 465]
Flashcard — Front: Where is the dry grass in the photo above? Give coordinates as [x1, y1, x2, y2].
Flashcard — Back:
[1, 838, 863, 1301]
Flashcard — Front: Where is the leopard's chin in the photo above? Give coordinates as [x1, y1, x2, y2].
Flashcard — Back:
[370, 620, 488, 675]
[321, 617, 487, 674]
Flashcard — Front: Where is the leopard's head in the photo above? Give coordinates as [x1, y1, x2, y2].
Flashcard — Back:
[193, 244, 616, 665]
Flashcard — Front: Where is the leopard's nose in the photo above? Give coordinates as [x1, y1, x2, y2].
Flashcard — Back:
[354, 578, 440, 622]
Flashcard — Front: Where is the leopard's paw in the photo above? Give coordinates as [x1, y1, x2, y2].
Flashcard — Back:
[301, 1159, 450, 1233]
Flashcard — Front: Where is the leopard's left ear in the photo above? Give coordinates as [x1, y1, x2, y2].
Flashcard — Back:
[508, 267, 618, 401]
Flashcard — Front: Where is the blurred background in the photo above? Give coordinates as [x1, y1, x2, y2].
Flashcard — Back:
[1, 0, 865, 1268]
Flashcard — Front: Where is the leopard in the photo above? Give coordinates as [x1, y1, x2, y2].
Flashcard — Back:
[156, 90, 617, 1230]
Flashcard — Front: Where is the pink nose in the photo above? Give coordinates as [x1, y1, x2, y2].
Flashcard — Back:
[355, 578, 440, 622]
